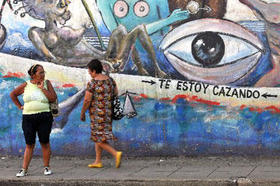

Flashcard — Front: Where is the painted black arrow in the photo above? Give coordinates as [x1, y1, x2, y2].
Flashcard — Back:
[142, 80, 156, 85]
[262, 93, 278, 98]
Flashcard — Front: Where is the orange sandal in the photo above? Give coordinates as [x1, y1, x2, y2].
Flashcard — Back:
[116, 151, 122, 168]
[88, 163, 103, 168]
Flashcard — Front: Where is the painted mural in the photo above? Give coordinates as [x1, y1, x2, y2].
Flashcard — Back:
[0, 0, 280, 156]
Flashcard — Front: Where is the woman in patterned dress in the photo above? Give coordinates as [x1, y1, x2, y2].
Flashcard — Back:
[80, 59, 122, 168]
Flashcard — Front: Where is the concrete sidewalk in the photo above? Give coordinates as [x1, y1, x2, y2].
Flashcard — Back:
[1, 156, 280, 186]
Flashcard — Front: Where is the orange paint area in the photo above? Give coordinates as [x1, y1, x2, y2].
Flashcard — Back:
[2, 72, 25, 78]
[62, 84, 75, 88]
[240, 105, 280, 114]
[136, 94, 280, 115]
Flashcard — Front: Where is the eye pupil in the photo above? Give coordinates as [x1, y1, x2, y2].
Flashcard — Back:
[120, 7, 124, 11]
[140, 6, 145, 12]
[191, 32, 225, 67]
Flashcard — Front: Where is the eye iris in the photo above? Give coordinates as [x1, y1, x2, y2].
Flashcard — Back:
[191, 32, 225, 67]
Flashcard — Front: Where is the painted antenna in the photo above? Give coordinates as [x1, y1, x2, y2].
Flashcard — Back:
[81, 0, 105, 50]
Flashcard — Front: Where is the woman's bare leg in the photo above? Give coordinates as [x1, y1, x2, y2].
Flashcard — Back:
[94, 143, 103, 164]
[22, 144, 35, 170]
[40, 143, 51, 167]
[97, 142, 117, 158]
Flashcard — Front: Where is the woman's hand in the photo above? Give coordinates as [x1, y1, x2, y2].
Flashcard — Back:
[37, 81, 45, 90]
[80, 113, 86, 121]
[19, 106, 24, 110]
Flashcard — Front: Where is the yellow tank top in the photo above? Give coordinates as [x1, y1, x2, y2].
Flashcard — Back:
[23, 80, 50, 115]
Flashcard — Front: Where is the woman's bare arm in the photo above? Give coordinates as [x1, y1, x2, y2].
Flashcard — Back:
[10, 82, 27, 110]
[114, 86, 118, 96]
[40, 80, 57, 102]
[80, 90, 92, 121]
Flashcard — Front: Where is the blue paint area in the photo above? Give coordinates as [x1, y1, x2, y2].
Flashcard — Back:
[1, 76, 280, 156]
[1, 23, 44, 61]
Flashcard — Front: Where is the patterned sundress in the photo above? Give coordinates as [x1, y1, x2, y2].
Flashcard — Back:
[87, 78, 117, 142]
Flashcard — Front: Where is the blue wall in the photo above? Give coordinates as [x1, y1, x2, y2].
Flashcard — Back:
[1, 0, 280, 156]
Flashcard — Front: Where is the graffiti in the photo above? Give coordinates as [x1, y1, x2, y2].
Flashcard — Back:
[147, 77, 277, 100]
[212, 86, 261, 99]
[175, 81, 209, 94]
[0, 0, 280, 156]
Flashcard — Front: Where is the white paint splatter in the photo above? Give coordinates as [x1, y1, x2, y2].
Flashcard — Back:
[51, 128, 63, 134]
[5, 32, 33, 48]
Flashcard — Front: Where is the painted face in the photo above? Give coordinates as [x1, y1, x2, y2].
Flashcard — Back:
[96, 0, 169, 32]
[32, 66, 45, 82]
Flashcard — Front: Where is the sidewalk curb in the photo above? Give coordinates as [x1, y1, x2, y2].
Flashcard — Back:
[2, 177, 280, 185]
[2, 179, 280, 186]
[0, 179, 236, 186]
[2, 156, 280, 186]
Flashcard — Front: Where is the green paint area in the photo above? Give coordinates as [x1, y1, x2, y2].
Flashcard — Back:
[0, 126, 10, 135]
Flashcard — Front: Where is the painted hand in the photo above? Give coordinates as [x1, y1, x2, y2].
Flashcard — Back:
[80, 113, 85, 121]
[169, 9, 190, 23]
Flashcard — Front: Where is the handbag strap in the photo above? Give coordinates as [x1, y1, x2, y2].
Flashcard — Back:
[108, 77, 117, 96]
[45, 80, 58, 103]
[45, 80, 49, 90]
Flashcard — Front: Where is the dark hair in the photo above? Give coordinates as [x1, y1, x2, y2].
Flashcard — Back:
[87, 59, 103, 74]
[28, 64, 42, 77]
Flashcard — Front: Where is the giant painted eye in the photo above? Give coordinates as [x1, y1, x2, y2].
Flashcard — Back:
[134, 1, 150, 17]
[113, 0, 129, 18]
[191, 32, 225, 67]
[160, 18, 264, 85]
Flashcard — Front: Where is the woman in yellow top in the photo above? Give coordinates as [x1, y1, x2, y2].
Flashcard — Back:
[10, 64, 57, 177]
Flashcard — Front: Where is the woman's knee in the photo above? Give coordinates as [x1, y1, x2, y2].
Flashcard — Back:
[40, 143, 50, 149]
[96, 142, 101, 146]
[26, 144, 35, 150]
[96, 142, 106, 147]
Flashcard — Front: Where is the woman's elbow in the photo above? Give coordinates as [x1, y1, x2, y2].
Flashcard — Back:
[84, 99, 91, 104]
[49, 95, 57, 103]
[10, 92, 15, 99]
